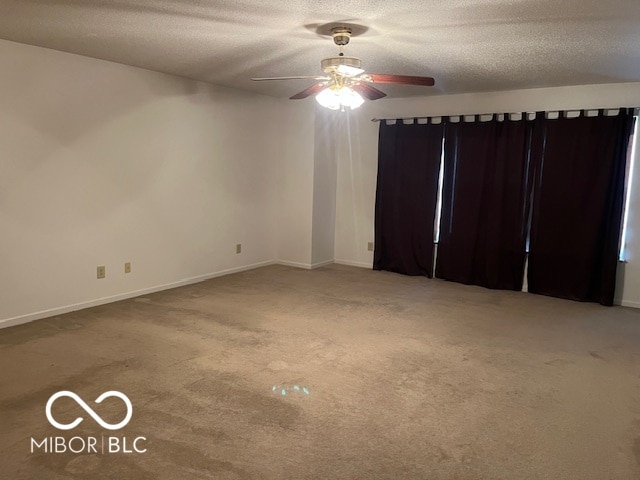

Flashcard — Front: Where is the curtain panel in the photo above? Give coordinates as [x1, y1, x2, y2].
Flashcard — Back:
[435, 115, 533, 290]
[373, 120, 443, 276]
[527, 109, 634, 305]
[373, 108, 634, 306]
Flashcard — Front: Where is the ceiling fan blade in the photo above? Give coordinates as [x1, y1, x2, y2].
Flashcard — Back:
[352, 83, 387, 100]
[366, 74, 435, 86]
[251, 76, 329, 81]
[290, 83, 328, 100]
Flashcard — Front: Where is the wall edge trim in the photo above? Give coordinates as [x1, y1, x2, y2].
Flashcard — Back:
[333, 259, 373, 269]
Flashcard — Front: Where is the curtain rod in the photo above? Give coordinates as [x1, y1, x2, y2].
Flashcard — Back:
[370, 107, 639, 122]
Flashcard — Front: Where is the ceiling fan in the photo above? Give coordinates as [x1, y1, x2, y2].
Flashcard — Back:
[251, 25, 435, 111]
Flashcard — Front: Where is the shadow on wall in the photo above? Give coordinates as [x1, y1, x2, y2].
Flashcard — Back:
[0, 39, 238, 229]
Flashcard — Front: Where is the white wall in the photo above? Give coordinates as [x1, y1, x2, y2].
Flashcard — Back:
[333, 83, 640, 306]
[0, 39, 297, 327]
[276, 105, 341, 269]
[275, 101, 316, 268]
[334, 107, 378, 269]
[311, 108, 340, 267]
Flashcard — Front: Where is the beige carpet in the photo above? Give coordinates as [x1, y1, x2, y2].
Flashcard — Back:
[2, 264, 640, 479]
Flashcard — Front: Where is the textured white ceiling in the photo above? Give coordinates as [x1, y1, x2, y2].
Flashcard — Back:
[1, 0, 640, 99]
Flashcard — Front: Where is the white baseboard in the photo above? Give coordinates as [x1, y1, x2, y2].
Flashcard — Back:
[334, 259, 373, 269]
[310, 260, 334, 269]
[620, 299, 640, 309]
[276, 260, 315, 269]
[275, 260, 334, 270]
[0, 260, 276, 330]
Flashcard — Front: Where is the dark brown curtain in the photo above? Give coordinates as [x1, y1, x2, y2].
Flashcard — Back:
[435, 115, 533, 290]
[527, 109, 634, 305]
[374, 120, 443, 276]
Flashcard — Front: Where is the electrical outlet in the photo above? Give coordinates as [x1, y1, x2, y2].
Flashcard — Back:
[97, 266, 106, 279]
[124, 262, 131, 274]
[367, 242, 374, 252]
[236, 244, 242, 254]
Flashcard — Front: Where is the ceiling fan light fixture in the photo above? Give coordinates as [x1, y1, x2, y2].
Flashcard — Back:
[338, 86, 364, 109]
[315, 87, 342, 110]
[315, 86, 364, 110]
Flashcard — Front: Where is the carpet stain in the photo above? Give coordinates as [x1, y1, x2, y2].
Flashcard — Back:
[0, 317, 85, 347]
[267, 360, 290, 371]
[634, 438, 640, 467]
[64, 454, 102, 474]
[149, 438, 253, 479]
[135, 408, 231, 444]
[437, 446, 453, 463]
[0, 358, 138, 413]
[545, 358, 572, 367]
[31, 450, 155, 480]
[183, 373, 303, 430]
[589, 351, 604, 360]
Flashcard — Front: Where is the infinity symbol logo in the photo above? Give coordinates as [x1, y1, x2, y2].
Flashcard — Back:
[45, 391, 133, 431]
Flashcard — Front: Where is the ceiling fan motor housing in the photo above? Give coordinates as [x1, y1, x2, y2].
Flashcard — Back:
[321, 56, 362, 73]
